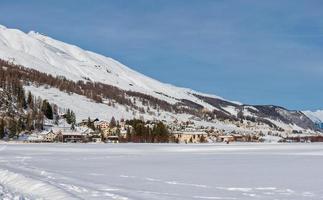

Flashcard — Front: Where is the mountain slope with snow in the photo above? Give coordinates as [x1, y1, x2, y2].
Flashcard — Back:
[303, 110, 323, 122]
[0, 24, 222, 109]
[0, 24, 318, 132]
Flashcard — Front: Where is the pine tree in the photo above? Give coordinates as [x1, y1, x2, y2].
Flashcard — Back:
[41, 100, 53, 119]
[66, 109, 71, 124]
[54, 114, 59, 125]
[35, 112, 44, 130]
[0, 119, 5, 139]
[152, 122, 169, 143]
[16, 84, 27, 110]
[26, 112, 34, 131]
[8, 119, 17, 138]
[87, 117, 95, 130]
[27, 91, 34, 109]
[70, 111, 76, 130]
[16, 117, 25, 133]
[109, 117, 117, 128]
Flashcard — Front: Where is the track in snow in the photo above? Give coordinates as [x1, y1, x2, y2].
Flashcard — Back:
[0, 143, 323, 200]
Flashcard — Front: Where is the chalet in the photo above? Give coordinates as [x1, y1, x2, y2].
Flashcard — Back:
[56, 131, 86, 143]
[173, 130, 208, 143]
[96, 121, 109, 130]
[232, 134, 245, 142]
[90, 134, 102, 143]
[102, 127, 120, 142]
[42, 131, 58, 142]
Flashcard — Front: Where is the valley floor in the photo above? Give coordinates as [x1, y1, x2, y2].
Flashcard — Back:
[0, 143, 322, 200]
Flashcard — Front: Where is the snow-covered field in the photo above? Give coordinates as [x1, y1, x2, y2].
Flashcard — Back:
[0, 143, 322, 200]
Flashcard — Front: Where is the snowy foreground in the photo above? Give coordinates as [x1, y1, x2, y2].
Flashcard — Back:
[0, 144, 322, 200]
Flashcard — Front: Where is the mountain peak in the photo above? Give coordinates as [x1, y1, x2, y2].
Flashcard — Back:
[28, 30, 43, 36]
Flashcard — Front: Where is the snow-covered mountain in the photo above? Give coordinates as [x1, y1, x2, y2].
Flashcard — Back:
[0, 24, 220, 109]
[303, 110, 323, 122]
[0, 24, 318, 132]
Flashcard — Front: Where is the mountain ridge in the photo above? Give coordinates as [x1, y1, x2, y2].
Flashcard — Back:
[0, 24, 319, 133]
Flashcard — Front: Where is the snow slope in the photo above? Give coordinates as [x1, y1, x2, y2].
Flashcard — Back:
[24, 85, 242, 132]
[303, 110, 323, 122]
[0, 143, 323, 200]
[0, 24, 224, 110]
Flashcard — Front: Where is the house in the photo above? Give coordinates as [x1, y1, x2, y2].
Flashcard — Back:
[173, 130, 208, 143]
[21, 130, 56, 143]
[217, 135, 234, 143]
[42, 131, 58, 142]
[282, 135, 323, 143]
[102, 127, 120, 142]
[96, 121, 109, 130]
[119, 124, 133, 137]
[90, 134, 102, 143]
[232, 134, 245, 142]
[106, 135, 119, 143]
[56, 131, 86, 143]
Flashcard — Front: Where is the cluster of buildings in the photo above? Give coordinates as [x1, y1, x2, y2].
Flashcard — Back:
[169, 120, 260, 143]
[20, 127, 102, 143]
[20, 119, 134, 143]
[18, 118, 323, 144]
[93, 120, 133, 142]
[168, 120, 323, 143]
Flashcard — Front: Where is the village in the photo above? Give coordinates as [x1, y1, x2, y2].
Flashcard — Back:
[13, 114, 323, 144]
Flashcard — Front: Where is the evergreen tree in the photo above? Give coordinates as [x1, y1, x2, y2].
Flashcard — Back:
[27, 91, 34, 109]
[16, 85, 27, 110]
[8, 119, 17, 138]
[126, 127, 131, 142]
[66, 109, 72, 124]
[0, 119, 5, 139]
[69, 111, 76, 130]
[152, 122, 169, 143]
[87, 117, 95, 130]
[54, 114, 59, 125]
[41, 100, 53, 119]
[16, 117, 25, 133]
[70, 111, 76, 124]
[26, 112, 34, 131]
[109, 116, 117, 128]
[35, 112, 44, 130]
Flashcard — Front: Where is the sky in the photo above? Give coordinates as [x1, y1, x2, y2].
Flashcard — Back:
[0, 0, 322, 110]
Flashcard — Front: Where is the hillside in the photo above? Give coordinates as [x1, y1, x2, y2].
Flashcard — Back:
[0, 24, 318, 133]
[303, 110, 323, 122]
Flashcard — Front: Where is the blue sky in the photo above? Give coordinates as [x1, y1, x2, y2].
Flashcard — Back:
[0, 0, 322, 110]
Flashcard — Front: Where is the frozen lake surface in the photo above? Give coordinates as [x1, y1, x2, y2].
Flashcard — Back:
[0, 143, 322, 200]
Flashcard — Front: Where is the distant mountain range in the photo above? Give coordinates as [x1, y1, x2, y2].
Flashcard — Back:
[0, 24, 320, 133]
